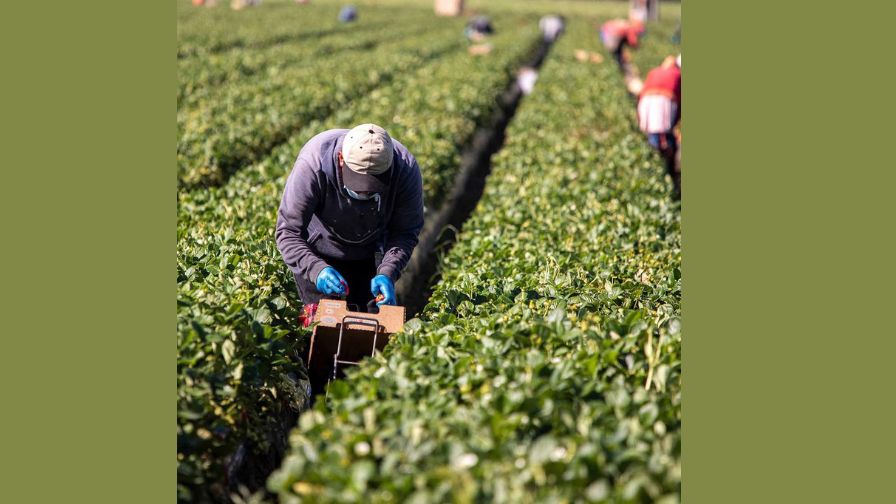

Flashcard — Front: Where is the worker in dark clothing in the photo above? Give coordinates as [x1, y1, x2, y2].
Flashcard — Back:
[465, 15, 494, 41]
[338, 5, 357, 23]
[276, 124, 424, 326]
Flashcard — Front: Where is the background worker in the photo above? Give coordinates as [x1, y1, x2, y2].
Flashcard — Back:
[599, 18, 644, 73]
[275, 124, 425, 326]
[516, 66, 538, 96]
[539, 14, 565, 43]
[465, 15, 494, 42]
[637, 55, 682, 191]
[231, 0, 260, 10]
[338, 5, 357, 23]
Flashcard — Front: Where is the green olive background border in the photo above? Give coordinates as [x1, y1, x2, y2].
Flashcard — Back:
[2, 1, 894, 502]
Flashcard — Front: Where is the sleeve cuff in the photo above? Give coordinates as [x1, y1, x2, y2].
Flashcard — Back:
[376, 264, 399, 283]
[308, 261, 330, 285]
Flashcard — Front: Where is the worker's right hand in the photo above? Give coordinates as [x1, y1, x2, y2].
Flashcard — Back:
[316, 267, 348, 297]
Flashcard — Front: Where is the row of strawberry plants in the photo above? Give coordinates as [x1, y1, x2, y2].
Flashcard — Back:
[178, 19, 437, 104]
[177, 2, 455, 60]
[269, 17, 680, 503]
[177, 21, 542, 502]
[177, 0, 393, 59]
[177, 25, 463, 188]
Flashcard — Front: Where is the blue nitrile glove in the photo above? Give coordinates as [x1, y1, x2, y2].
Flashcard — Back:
[316, 267, 348, 297]
[370, 275, 396, 306]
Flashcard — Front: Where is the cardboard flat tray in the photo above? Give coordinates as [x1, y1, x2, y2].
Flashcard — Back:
[306, 300, 405, 395]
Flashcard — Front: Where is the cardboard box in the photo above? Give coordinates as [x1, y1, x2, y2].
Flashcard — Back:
[435, 0, 464, 17]
[306, 299, 406, 396]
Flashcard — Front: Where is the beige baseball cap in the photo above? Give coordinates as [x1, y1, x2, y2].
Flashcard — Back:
[341, 123, 394, 193]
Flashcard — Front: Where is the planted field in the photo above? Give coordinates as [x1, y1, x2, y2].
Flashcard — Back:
[178, 0, 680, 502]
[269, 17, 680, 503]
[178, 3, 544, 500]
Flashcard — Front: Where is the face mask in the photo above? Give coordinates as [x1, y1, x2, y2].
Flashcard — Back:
[343, 186, 377, 200]
[344, 186, 382, 211]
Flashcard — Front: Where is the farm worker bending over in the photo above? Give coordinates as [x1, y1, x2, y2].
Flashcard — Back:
[276, 124, 424, 326]
[465, 16, 494, 42]
[600, 18, 644, 71]
[638, 55, 682, 187]
[338, 5, 357, 23]
[539, 15, 565, 43]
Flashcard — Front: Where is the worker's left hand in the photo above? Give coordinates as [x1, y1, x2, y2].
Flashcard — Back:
[370, 275, 396, 306]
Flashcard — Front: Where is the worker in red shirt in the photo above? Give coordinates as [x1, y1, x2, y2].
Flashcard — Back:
[600, 18, 644, 72]
[638, 54, 682, 191]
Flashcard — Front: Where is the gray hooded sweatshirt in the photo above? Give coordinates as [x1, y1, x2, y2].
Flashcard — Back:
[275, 129, 424, 286]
